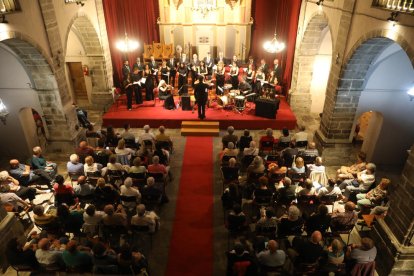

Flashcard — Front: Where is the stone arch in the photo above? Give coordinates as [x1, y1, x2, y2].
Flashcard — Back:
[65, 13, 110, 103]
[0, 33, 74, 155]
[290, 12, 332, 119]
[318, 30, 414, 141]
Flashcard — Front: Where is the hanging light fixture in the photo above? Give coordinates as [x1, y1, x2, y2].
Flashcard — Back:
[0, 97, 9, 125]
[263, 33, 285, 53]
[191, 0, 217, 18]
[116, 32, 139, 52]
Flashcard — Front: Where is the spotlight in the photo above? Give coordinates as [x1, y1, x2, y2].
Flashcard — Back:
[316, 0, 324, 6]
[387, 11, 399, 22]
[0, 14, 8, 24]
[408, 87, 414, 101]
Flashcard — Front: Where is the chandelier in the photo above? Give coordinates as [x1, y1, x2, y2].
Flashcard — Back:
[192, 0, 217, 18]
[116, 33, 139, 52]
[0, 97, 9, 125]
[263, 33, 285, 53]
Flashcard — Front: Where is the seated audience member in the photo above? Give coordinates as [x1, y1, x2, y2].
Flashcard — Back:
[35, 238, 64, 267]
[307, 156, 326, 174]
[298, 142, 319, 158]
[279, 127, 291, 144]
[117, 244, 148, 274]
[102, 204, 127, 226]
[9, 159, 53, 187]
[105, 125, 120, 147]
[247, 156, 266, 178]
[120, 177, 141, 211]
[226, 243, 257, 275]
[290, 156, 306, 174]
[0, 171, 36, 203]
[83, 204, 104, 236]
[131, 204, 160, 233]
[292, 126, 308, 146]
[293, 231, 324, 264]
[75, 141, 95, 163]
[243, 141, 259, 156]
[129, 157, 147, 174]
[339, 163, 376, 201]
[321, 238, 345, 273]
[222, 142, 239, 160]
[0, 184, 31, 211]
[33, 205, 59, 230]
[115, 139, 135, 159]
[6, 237, 39, 268]
[31, 146, 57, 177]
[120, 123, 136, 141]
[222, 126, 238, 149]
[138, 125, 155, 148]
[57, 203, 84, 233]
[86, 124, 102, 138]
[62, 240, 92, 271]
[74, 176, 95, 197]
[330, 202, 358, 230]
[356, 178, 390, 209]
[317, 178, 342, 198]
[67, 154, 85, 176]
[259, 128, 276, 150]
[84, 156, 102, 175]
[155, 125, 173, 149]
[253, 176, 273, 203]
[278, 205, 304, 237]
[148, 155, 168, 176]
[222, 182, 242, 210]
[105, 154, 129, 174]
[256, 240, 286, 269]
[337, 151, 367, 180]
[141, 177, 163, 199]
[276, 177, 296, 205]
[53, 175, 74, 195]
[221, 158, 240, 184]
[153, 144, 170, 165]
[347, 237, 377, 264]
[281, 142, 299, 167]
[256, 208, 278, 232]
[238, 129, 253, 152]
[297, 178, 316, 197]
[268, 162, 287, 176]
[225, 203, 247, 231]
[305, 204, 331, 235]
[94, 178, 120, 209]
[91, 241, 117, 268]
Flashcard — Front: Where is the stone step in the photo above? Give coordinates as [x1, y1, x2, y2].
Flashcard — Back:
[181, 127, 219, 136]
[181, 121, 219, 129]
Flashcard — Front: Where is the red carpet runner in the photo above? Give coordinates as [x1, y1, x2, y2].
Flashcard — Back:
[166, 137, 214, 276]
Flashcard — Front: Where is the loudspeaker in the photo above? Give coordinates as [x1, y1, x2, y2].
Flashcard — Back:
[164, 94, 175, 110]
[255, 99, 280, 119]
[181, 95, 192, 110]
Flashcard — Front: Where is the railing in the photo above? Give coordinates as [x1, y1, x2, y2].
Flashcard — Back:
[0, 0, 21, 14]
[372, 0, 414, 13]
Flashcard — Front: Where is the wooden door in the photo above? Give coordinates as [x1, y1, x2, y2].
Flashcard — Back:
[67, 62, 88, 103]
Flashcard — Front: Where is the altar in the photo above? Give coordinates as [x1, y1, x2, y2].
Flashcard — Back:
[157, 0, 253, 60]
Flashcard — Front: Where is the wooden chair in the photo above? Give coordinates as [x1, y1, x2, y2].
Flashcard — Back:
[68, 171, 85, 186]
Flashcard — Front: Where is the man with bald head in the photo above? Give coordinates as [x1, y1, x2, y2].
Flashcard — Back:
[75, 141, 95, 163]
[9, 159, 53, 187]
[293, 230, 324, 264]
[331, 201, 358, 230]
[257, 239, 286, 268]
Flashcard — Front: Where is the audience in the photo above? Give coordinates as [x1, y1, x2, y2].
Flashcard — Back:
[138, 125, 155, 147]
[102, 204, 127, 227]
[222, 142, 239, 159]
[131, 204, 160, 233]
[331, 202, 358, 230]
[129, 157, 147, 174]
[83, 155, 102, 175]
[222, 126, 238, 149]
[0, 170, 37, 203]
[257, 240, 286, 268]
[35, 238, 64, 267]
[62, 240, 92, 271]
[243, 141, 259, 156]
[339, 163, 376, 202]
[337, 151, 367, 181]
[317, 178, 342, 198]
[290, 156, 305, 174]
[67, 154, 84, 175]
[120, 123, 136, 140]
[75, 142, 95, 163]
[278, 205, 304, 237]
[279, 127, 291, 144]
[31, 146, 57, 177]
[356, 177, 390, 210]
[74, 176, 95, 197]
[238, 129, 252, 152]
[9, 159, 53, 187]
[305, 204, 331, 235]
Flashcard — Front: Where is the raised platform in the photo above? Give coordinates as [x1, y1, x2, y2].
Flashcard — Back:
[102, 96, 297, 130]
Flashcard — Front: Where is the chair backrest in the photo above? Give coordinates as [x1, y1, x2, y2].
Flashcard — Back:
[309, 170, 328, 186]
[278, 141, 290, 149]
[221, 166, 239, 181]
[131, 224, 151, 233]
[68, 171, 84, 181]
[143, 140, 153, 148]
[296, 140, 308, 148]
[55, 193, 75, 206]
[260, 140, 274, 150]
[241, 155, 255, 168]
[297, 195, 318, 205]
[147, 172, 165, 182]
[124, 138, 138, 149]
[301, 154, 316, 165]
[116, 154, 130, 166]
[227, 214, 246, 232]
[290, 172, 306, 184]
[319, 194, 338, 205]
[120, 195, 138, 202]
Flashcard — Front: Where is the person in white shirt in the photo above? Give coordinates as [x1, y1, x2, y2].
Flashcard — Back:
[293, 126, 308, 145]
[318, 179, 342, 197]
[120, 177, 141, 211]
[131, 204, 160, 233]
[138, 125, 156, 147]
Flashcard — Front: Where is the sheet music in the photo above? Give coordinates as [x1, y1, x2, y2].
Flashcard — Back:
[243, 68, 248, 72]
[140, 78, 146, 84]
[133, 81, 141, 85]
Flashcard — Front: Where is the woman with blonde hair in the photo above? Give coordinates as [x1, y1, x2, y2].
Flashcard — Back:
[290, 156, 305, 173]
[83, 155, 102, 175]
[115, 139, 135, 157]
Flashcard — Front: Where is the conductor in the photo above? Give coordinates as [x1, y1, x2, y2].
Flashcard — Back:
[194, 75, 209, 119]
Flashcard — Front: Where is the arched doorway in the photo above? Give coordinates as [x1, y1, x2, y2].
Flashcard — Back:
[290, 13, 332, 120]
[318, 35, 414, 167]
[65, 15, 110, 105]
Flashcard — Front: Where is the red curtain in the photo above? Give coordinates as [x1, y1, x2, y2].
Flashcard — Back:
[103, 0, 160, 86]
[250, 0, 302, 92]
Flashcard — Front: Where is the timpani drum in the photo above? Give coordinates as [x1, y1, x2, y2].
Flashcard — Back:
[229, 92, 236, 105]
[235, 95, 246, 111]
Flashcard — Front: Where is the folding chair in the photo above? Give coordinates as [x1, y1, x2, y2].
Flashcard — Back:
[116, 154, 130, 166]
[129, 172, 147, 189]
[68, 171, 85, 186]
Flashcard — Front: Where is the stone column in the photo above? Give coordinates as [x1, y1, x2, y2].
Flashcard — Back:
[371, 145, 414, 275]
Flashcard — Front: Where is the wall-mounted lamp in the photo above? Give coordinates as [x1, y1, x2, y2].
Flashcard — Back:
[408, 87, 414, 101]
[0, 14, 8, 24]
[387, 11, 399, 23]
[316, 0, 324, 6]
[0, 98, 9, 125]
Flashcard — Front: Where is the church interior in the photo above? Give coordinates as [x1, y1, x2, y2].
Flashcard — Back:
[0, 0, 413, 275]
